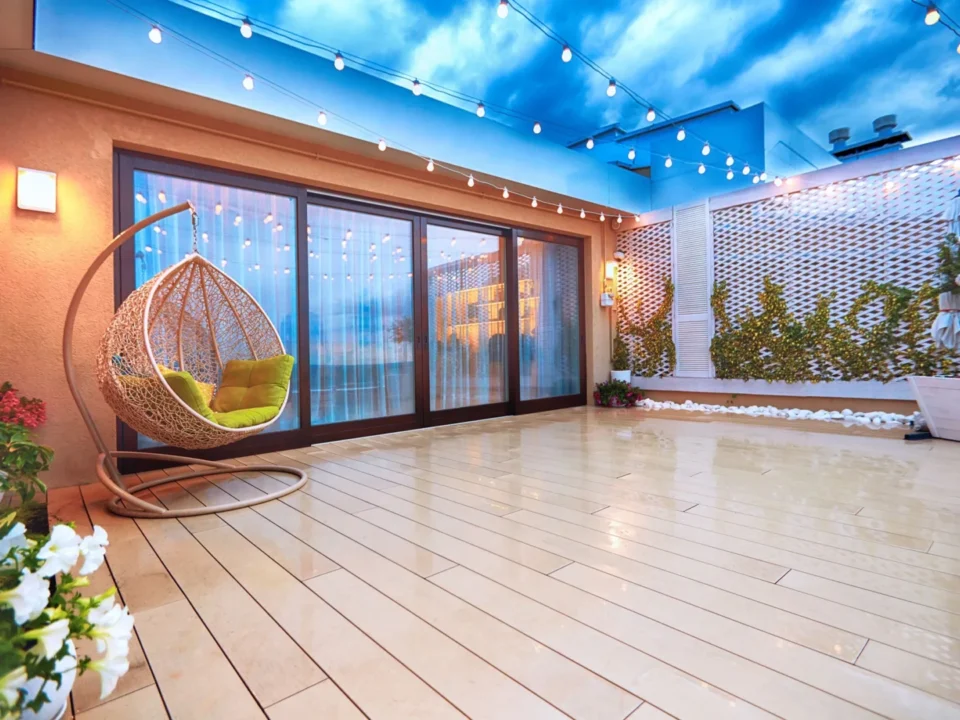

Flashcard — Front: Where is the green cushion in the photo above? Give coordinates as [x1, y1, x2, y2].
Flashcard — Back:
[210, 355, 294, 413]
[161, 370, 216, 421]
[211, 406, 281, 429]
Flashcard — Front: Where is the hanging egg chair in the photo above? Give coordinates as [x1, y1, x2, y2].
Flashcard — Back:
[64, 201, 306, 518]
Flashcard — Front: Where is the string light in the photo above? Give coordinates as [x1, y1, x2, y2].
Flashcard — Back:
[616, 214, 622, 224]
[157, 191, 166, 203]
[742, 164, 751, 175]
[533, 121, 542, 134]
[760, 172, 768, 181]
[378, 138, 387, 151]
[561, 45, 572, 62]
[467, 174, 475, 187]
[531, 197, 538, 208]
[585, 137, 595, 150]
[725, 154, 734, 167]
[599, 211, 606, 222]
[606, 79, 617, 97]
[557, 204, 563, 214]
[214, 203, 222, 215]
[627, 148, 636, 161]
[580, 209, 586, 219]
[646, 108, 656, 122]
[676, 128, 686, 142]
[412, 79, 422, 96]
[774, 176, 783, 186]
[497, 0, 509, 19]
[242, 74, 254, 90]
[476, 102, 486, 118]
[753, 174, 760, 184]
[502, 187, 510, 199]
[240, 19, 253, 38]
[701, 142, 711, 156]
[634, 214, 640, 222]
[334, 52, 345, 70]
[698, 163, 706, 175]
[664, 156, 673, 168]
[426, 159, 435, 172]
[726, 170, 734, 180]
[926, 5, 941, 24]
[148, 25, 162, 43]
[317, 110, 327, 126]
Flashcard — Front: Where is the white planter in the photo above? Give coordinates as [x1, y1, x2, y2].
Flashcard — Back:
[20, 641, 76, 720]
[909, 376, 960, 441]
[611, 370, 631, 383]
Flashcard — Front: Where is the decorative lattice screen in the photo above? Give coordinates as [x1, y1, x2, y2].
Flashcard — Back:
[711, 156, 960, 325]
[615, 220, 673, 376]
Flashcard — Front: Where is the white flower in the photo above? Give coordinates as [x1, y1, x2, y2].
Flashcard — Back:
[37, 525, 81, 577]
[0, 522, 28, 564]
[0, 569, 50, 624]
[78, 526, 109, 576]
[89, 654, 129, 700]
[0, 666, 26, 708]
[90, 603, 134, 658]
[87, 595, 115, 625]
[22, 617, 70, 659]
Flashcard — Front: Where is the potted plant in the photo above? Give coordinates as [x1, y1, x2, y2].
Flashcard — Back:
[909, 231, 960, 441]
[1, 384, 53, 534]
[611, 334, 632, 383]
[593, 380, 642, 408]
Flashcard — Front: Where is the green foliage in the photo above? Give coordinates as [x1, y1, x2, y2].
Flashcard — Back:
[935, 233, 960, 294]
[0, 422, 53, 505]
[593, 380, 642, 407]
[620, 276, 676, 378]
[710, 276, 960, 382]
[611, 334, 630, 371]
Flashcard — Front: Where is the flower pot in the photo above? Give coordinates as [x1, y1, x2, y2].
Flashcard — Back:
[20, 641, 76, 720]
[909, 376, 960, 442]
[610, 370, 631, 383]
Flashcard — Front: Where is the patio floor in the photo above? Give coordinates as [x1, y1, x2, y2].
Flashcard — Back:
[51, 406, 960, 720]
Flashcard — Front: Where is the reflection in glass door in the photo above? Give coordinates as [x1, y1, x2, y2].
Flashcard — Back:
[427, 225, 507, 412]
[517, 237, 581, 401]
[307, 205, 416, 424]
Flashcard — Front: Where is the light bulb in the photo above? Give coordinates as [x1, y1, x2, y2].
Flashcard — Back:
[412, 79, 422, 96]
[726, 170, 734, 180]
[634, 214, 640, 222]
[702, 142, 711, 156]
[664, 156, 673, 168]
[157, 191, 166, 203]
[148, 25, 162, 44]
[774, 176, 783, 186]
[580, 209, 586, 219]
[926, 6, 941, 25]
[467, 174, 475, 187]
[497, 0, 509, 19]
[346, 230, 352, 239]
[677, 127, 686, 141]
[760, 172, 768, 181]
[378, 139, 387, 151]
[215, 203, 222, 215]
[616, 214, 622, 224]
[426, 159, 435, 172]
[742, 164, 750, 175]
[586, 137, 595, 150]
[263, 213, 273, 224]
[502, 187, 509, 199]
[646, 107, 656, 122]
[607, 79, 617, 97]
[599, 212, 605, 222]
[561, 45, 572, 62]
[726, 154, 734, 167]
[476, 102, 485, 118]
[957, 40, 960, 54]
[242, 74, 254, 91]
[698, 163, 706, 175]
[531, 197, 538, 208]
[317, 110, 327, 126]
[627, 148, 636, 161]
[753, 174, 760, 184]
[240, 19, 253, 38]
[334, 52, 345, 71]
[557, 204, 563, 214]
[533, 121, 542, 134]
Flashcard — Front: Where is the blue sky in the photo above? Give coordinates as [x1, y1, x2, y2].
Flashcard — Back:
[181, 0, 960, 149]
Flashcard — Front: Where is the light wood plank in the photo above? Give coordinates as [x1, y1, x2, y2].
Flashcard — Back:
[856, 641, 960, 704]
[75, 685, 168, 720]
[265, 681, 363, 720]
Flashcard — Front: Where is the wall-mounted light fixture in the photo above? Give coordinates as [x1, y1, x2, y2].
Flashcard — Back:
[605, 260, 618, 280]
[17, 168, 57, 213]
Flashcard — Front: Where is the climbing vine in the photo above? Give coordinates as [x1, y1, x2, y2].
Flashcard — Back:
[620, 276, 676, 378]
[710, 276, 959, 382]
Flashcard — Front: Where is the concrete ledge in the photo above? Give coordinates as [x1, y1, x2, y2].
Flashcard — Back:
[631, 377, 914, 401]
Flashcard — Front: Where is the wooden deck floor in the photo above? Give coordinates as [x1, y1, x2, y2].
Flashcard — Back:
[51, 406, 960, 720]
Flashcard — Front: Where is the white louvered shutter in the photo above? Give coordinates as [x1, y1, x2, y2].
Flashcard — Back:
[672, 203, 714, 377]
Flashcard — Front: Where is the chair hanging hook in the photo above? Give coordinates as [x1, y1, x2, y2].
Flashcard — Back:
[190, 205, 200, 254]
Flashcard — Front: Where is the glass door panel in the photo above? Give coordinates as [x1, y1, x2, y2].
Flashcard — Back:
[307, 205, 415, 424]
[427, 225, 507, 411]
[517, 237, 581, 401]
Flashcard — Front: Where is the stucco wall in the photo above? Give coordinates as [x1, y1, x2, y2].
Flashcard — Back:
[0, 79, 613, 488]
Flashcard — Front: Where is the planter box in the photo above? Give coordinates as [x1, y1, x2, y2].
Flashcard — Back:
[909, 376, 960, 441]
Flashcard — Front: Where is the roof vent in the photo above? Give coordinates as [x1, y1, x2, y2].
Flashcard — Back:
[828, 127, 851, 149]
[873, 114, 897, 137]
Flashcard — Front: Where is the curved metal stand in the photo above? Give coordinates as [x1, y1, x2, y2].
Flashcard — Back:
[64, 202, 307, 517]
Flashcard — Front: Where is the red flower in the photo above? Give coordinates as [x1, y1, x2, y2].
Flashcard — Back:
[0, 382, 46, 429]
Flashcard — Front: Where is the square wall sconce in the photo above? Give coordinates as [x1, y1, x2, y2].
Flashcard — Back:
[17, 168, 57, 213]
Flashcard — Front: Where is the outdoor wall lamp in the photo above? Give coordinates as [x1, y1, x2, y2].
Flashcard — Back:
[17, 168, 57, 213]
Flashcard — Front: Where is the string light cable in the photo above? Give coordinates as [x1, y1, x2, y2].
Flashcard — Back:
[103, 0, 635, 222]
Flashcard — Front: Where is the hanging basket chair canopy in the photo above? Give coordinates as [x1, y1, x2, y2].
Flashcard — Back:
[97, 252, 288, 450]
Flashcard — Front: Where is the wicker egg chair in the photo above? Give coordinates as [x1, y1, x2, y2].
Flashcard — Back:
[64, 201, 306, 518]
